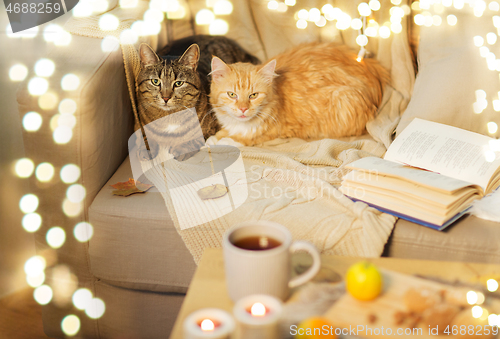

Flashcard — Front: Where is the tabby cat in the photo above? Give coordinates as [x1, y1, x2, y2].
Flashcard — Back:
[210, 42, 390, 146]
[135, 36, 260, 143]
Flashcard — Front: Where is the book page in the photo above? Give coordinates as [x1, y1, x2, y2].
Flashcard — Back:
[346, 157, 477, 193]
[384, 118, 500, 191]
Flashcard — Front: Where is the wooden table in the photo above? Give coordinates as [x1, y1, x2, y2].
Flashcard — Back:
[169, 248, 500, 339]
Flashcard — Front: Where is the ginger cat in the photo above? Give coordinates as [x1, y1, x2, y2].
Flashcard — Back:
[210, 42, 390, 146]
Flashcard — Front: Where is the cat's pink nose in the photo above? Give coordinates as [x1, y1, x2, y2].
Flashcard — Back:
[163, 97, 170, 103]
[240, 107, 248, 113]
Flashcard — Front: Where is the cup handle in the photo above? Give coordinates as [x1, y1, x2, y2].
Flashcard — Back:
[288, 241, 321, 289]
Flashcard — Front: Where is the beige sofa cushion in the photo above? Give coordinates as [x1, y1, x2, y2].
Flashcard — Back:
[396, 6, 500, 137]
[388, 216, 500, 263]
[88, 157, 196, 293]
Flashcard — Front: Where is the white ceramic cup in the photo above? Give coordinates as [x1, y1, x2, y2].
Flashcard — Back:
[223, 220, 321, 301]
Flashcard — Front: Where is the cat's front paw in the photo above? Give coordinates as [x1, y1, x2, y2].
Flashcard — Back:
[215, 130, 229, 140]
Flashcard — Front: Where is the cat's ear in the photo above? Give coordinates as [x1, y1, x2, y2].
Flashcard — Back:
[211, 56, 231, 82]
[258, 59, 277, 83]
[178, 44, 200, 71]
[140, 43, 161, 66]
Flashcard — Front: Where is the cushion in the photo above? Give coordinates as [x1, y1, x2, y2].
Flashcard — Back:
[88, 157, 196, 293]
[396, 5, 500, 137]
[386, 216, 500, 263]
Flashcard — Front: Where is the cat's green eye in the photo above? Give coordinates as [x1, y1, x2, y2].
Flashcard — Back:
[249, 93, 259, 99]
[151, 79, 160, 86]
[227, 92, 237, 98]
[174, 81, 184, 87]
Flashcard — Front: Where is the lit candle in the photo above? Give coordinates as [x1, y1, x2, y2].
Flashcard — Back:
[233, 294, 283, 339]
[183, 308, 235, 339]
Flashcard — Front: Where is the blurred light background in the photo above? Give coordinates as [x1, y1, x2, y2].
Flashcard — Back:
[0, 10, 68, 298]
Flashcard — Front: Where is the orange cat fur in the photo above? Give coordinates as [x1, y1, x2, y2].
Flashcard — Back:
[210, 42, 390, 146]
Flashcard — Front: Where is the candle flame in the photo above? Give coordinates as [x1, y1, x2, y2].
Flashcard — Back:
[250, 302, 266, 317]
[201, 319, 215, 331]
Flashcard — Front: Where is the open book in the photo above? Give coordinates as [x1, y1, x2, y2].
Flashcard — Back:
[340, 118, 500, 230]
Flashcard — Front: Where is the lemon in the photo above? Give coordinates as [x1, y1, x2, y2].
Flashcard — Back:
[295, 317, 336, 338]
[345, 261, 383, 301]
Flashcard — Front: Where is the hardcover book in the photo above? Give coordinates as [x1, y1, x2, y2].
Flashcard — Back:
[340, 118, 500, 230]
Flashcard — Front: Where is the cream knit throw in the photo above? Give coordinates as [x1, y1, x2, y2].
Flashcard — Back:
[65, 0, 415, 264]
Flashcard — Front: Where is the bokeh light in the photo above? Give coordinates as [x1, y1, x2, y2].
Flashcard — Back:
[99, 14, 120, 31]
[60, 164, 81, 184]
[53, 126, 73, 144]
[214, 0, 233, 15]
[67, 184, 86, 203]
[209, 19, 229, 35]
[26, 271, 45, 288]
[58, 114, 77, 129]
[61, 315, 80, 336]
[268, 0, 278, 10]
[474, 36, 485, 47]
[15, 158, 34, 178]
[73, 1, 93, 17]
[379, 26, 391, 38]
[120, 29, 139, 45]
[296, 19, 307, 29]
[356, 34, 369, 46]
[63, 199, 82, 217]
[35, 59, 55, 77]
[92, 0, 109, 13]
[488, 314, 499, 326]
[46, 227, 66, 249]
[9, 64, 28, 81]
[19, 194, 39, 213]
[196, 9, 215, 25]
[488, 122, 498, 134]
[58, 99, 77, 115]
[22, 213, 42, 232]
[74, 222, 94, 242]
[308, 8, 321, 22]
[38, 92, 59, 110]
[369, 0, 381, 11]
[351, 18, 363, 30]
[447, 14, 457, 25]
[472, 305, 484, 318]
[358, 2, 371, 16]
[487, 32, 498, 45]
[22, 112, 43, 132]
[467, 290, 479, 304]
[36, 162, 55, 182]
[315, 16, 326, 27]
[166, 5, 186, 19]
[144, 9, 164, 23]
[487, 279, 499, 292]
[72, 288, 93, 310]
[54, 30, 72, 46]
[34, 285, 53, 305]
[336, 13, 351, 30]
[24, 256, 46, 277]
[85, 298, 106, 319]
[43, 24, 63, 42]
[476, 292, 485, 305]
[61, 74, 80, 91]
[28, 77, 49, 96]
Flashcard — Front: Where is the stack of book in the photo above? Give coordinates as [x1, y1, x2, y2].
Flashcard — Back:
[340, 119, 500, 230]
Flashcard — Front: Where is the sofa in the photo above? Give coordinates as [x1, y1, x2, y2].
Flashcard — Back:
[17, 0, 500, 338]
